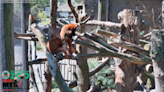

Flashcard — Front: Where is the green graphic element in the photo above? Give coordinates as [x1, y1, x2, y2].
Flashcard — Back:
[9, 70, 29, 79]
[2, 70, 10, 79]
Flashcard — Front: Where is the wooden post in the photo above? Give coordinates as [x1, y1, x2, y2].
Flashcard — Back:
[21, 2, 29, 91]
[4, 3, 15, 92]
[150, 30, 164, 92]
[0, 3, 5, 92]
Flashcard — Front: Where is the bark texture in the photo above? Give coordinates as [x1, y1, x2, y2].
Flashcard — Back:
[150, 30, 164, 92]
[31, 24, 73, 92]
[115, 9, 143, 92]
[44, 0, 57, 91]
[73, 3, 90, 92]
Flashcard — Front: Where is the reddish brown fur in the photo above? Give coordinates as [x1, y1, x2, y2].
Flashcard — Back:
[60, 24, 76, 54]
[47, 37, 68, 58]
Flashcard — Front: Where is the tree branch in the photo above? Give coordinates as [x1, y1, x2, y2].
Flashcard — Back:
[69, 58, 111, 88]
[97, 29, 118, 38]
[86, 20, 124, 29]
[68, 0, 78, 23]
[96, 29, 151, 45]
[31, 24, 73, 92]
[28, 58, 47, 65]
[89, 58, 110, 76]
[75, 40, 151, 65]
[14, 32, 35, 37]
[84, 32, 118, 52]
[107, 37, 150, 56]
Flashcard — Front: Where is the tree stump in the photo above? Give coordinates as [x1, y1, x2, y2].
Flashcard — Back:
[150, 29, 164, 92]
[115, 9, 144, 92]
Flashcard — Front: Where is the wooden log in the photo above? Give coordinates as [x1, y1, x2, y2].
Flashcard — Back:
[15, 37, 38, 41]
[86, 20, 124, 29]
[140, 39, 151, 46]
[14, 32, 35, 37]
[92, 33, 107, 43]
[97, 29, 118, 38]
[28, 58, 47, 65]
[84, 33, 118, 52]
[107, 37, 150, 56]
[96, 29, 151, 45]
[144, 44, 151, 51]
[75, 40, 151, 65]
[142, 32, 152, 39]
[31, 24, 73, 92]
[139, 64, 153, 73]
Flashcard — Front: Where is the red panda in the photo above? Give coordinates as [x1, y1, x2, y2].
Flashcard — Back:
[47, 36, 68, 59]
[60, 24, 77, 54]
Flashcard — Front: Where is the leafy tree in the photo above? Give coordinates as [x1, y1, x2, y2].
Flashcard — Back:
[37, 10, 46, 21]
[88, 59, 115, 89]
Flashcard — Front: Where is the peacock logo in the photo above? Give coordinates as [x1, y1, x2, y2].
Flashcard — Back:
[2, 70, 10, 79]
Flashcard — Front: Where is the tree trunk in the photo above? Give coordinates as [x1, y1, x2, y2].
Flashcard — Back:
[115, 9, 143, 92]
[150, 30, 164, 92]
[97, 0, 106, 30]
[4, 3, 15, 92]
[75, 3, 89, 92]
[50, 0, 57, 36]
[44, 0, 57, 92]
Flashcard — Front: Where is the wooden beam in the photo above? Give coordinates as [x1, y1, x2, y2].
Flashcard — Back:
[96, 29, 151, 45]
[28, 58, 47, 65]
[86, 20, 124, 29]
[75, 40, 151, 65]
[107, 37, 150, 56]
[84, 33, 118, 52]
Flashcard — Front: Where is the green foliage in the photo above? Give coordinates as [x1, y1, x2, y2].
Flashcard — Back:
[14, 3, 21, 14]
[140, 31, 145, 36]
[36, 43, 42, 50]
[37, 10, 46, 21]
[52, 81, 59, 92]
[30, 0, 49, 8]
[58, 0, 67, 2]
[31, 5, 39, 15]
[75, 0, 82, 3]
[88, 59, 115, 89]
[41, 20, 50, 25]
